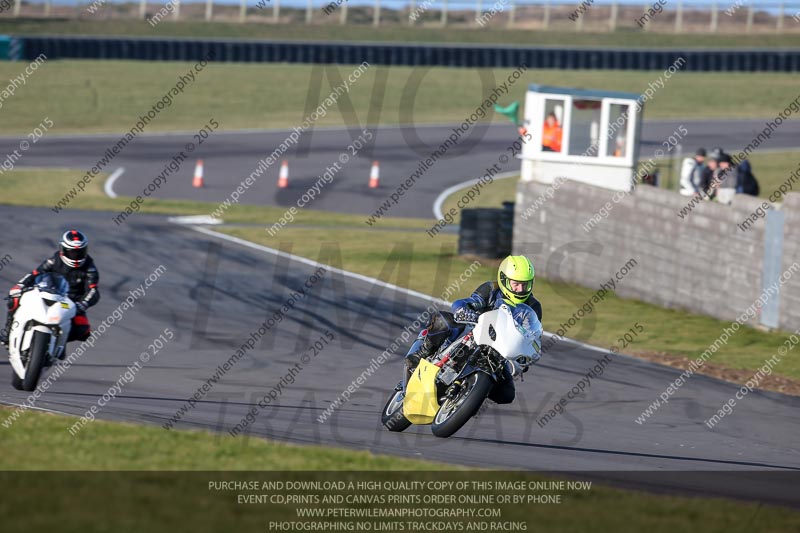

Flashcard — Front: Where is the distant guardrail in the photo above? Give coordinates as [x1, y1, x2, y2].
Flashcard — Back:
[17, 35, 800, 71]
[0, 35, 22, 60]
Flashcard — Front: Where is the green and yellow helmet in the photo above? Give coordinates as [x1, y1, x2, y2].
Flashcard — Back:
[497, 255, 535, 305]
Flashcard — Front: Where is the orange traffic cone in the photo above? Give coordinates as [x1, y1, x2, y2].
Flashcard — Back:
[192, 160, 204, 188]
[278, 160, 289, 189]
[368, 161, 380, 188]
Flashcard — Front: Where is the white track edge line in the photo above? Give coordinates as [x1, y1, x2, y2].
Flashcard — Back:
[103, 167, 125, 199]
[432, 170, 518, 220]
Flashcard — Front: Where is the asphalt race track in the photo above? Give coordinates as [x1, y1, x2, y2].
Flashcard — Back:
[1, 206, 799, 506]
[1, 118, 798, 218]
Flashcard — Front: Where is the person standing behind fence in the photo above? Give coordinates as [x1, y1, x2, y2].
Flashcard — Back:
[736, 158, 760, 196]
[679, 147, 706, 196]
[715, 152, 737, 205]
[700, 148, 722, 200]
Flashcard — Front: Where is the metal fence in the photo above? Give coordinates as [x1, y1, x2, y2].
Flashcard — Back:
[3, 1, 800, 33]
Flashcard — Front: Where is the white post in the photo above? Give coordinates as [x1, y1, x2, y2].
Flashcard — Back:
[507, 0, 515, 27]
[13, 0, 21, 16]
[273, 0, 279, 22]
[475, 0, 481, 26]
[543, 0, 550, 29]
[139, 0, 146, 18]
[173, 0, 180, 19]
[777, 2, 785, 32]
[746, 5, 754, 33]
[408, 0, 415, 25]
[205, 0, 213, 21]
[710, 0, 718, 33]
[305, 0, 312, 23]
[675, 0, 683, 33]
[239, 0, 247, 22]
[340, 1, 348, 24]
[441, 0, 447, 26]
[373, 0, 380, 26]
[609, 2, 618, 31]
[44, 0, 51, 16]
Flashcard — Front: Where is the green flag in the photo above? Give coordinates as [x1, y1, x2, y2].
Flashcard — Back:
[494, 101, 520, 126]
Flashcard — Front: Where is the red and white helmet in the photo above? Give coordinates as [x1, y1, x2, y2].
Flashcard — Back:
[60, 229, 88, 268]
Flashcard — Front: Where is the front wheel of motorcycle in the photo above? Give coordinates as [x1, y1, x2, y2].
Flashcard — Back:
[22, 330, 49, 392]
[431, 372, 492, 438]
[11, 371, 23, 391]
[381, 389, 412, 432]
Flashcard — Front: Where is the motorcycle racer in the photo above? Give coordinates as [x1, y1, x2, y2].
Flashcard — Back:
[0, 230, 99, 349]
[403, 255, 543, 403]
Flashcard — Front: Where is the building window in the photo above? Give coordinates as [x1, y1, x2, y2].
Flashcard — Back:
[606, 103, 630, 158]
[567, 99, 602, 157]
[541, 98, 564, 153]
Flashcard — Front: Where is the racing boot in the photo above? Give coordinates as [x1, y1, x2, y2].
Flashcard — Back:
[404, 330, 448, 382]
[0, 313, 13, 349]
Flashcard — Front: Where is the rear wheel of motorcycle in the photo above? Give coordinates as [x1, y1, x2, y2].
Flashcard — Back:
[22, 331, 48, 392]
[11, 372, 23, 391]
[431, 373, 492, 438]
[381, 389, 412, 432]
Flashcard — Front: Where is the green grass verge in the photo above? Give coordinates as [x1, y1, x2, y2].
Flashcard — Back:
[3, 167, 800, 383]
[5, 19, 800, 48]
[2, 405, 799, 532]
[0, 60, 798, 134]
[0, 406, 441, 470]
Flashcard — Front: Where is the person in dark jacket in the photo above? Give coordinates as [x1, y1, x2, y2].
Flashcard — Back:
[736, 159, 760, 196]
[0, 230, 99, 348]
[700, 148, 723, 199]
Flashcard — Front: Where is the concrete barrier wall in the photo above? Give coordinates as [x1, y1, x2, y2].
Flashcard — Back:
[514, 179, 800, 331]
[779, 194, 800, 330]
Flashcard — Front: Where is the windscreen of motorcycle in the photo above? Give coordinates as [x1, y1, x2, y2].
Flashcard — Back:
[473, 307, 539, 361]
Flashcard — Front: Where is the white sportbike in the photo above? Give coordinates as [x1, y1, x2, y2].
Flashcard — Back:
[7, 273, 76, 391]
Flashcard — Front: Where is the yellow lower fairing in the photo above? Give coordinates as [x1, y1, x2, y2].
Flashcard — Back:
[403, 359, 440, 425]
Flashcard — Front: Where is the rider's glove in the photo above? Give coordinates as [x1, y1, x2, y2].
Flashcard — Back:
[8, 285, 22, 298]
[75, 301, 88, 313]
[453, 307, 479, 324]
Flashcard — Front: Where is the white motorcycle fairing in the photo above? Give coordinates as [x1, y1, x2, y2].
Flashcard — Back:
[470, 305, 540, 374]
[8, 285, 75, 379]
